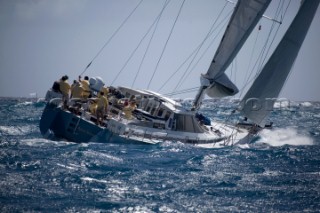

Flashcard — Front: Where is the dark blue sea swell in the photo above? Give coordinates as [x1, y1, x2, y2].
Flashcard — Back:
[0, 98, 320, 212]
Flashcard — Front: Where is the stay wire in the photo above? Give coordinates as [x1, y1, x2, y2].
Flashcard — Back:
[147, 0, 186, 90]
[111, 0, 171, 86]
[281, 0, 295, 92]
[164, 87, 199, 96]
[260, 0, 291, 69]
[230, 1, 290, 126]
[239, 0, 291, 99]
[173, 1, 230, 92]
[131, 0, 170, 88]
[174, 9, 232, 91]
[235, 1, 285, 123]
[158, 45, 200, 92]
[257, 0, 284, 72]
[239, 23, 261, 98]
[79, 0, 144, 77]
[158, 7, 232, 93]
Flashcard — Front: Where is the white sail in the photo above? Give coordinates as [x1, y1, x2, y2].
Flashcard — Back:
[241, 0, 320, 126]
[193, 0, 271, 109]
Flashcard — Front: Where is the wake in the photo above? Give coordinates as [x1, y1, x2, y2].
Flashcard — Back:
[256, 128, 313, 147]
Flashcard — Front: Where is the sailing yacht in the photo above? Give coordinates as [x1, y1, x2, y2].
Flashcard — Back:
[40, 0, 319, 147]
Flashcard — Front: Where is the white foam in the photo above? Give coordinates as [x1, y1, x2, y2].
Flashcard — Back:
[300, 101, 313, 107]
[257, 128, 313, 147]
[21, 138, 72, 146]
[81, 177, 109, 184]
[201, 154, 218, 167]
[159, 206, 176, 212]
[0, 125, 33, 135]
[82, 177, 129, 200]
[16, 101, 33, 106]
[273, 100, 290, 109]
[168, 148, 182, 153]
[314, 114, 320, 118]
[237, 144, 250, 149]
[57, 163, 78, 170]
[83, 150, 123, 162]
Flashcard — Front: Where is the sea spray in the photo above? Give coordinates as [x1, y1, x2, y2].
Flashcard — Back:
[257, 128, 313, 146]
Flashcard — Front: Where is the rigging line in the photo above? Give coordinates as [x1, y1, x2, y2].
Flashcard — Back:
[169, 88, 199, 96]
[174, 10, 232, 90]
[278, 0, 295, 93]
[79, 0, 144, 76]
[166, 86, 199, 95]
[158, 6, 232, 93]
[132, 0, 170, 88]
[256, 1, 285, 70]
[245, 21, 277, 86]
[240, 2, 283, 90]
[259, 0, 292, 99]
[239, 1, 287, 98]
[173, 1, 230, 92]
[147, 0, 186, 90]
[166, 89, 199, 97]
[164, 87, 199, 96]
[258, 1, 290, 70]
[240, 1, 285, 103]
[238, 25, 277, 97]
[257, 0, 284, 73]
[239, 40, 276, 97]
[110, 0, 171, 86]
[164, 86, 199, 96]
[239, 0, 290, 98]
[258, 0, 291, 71]
[240, 23, 261, 97]
[165, 87, 199, 95]
[157, 45, 199, 92]
[238, 39, 271, 97]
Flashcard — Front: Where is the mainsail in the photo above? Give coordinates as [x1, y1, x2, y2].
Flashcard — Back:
[193, 0, 271, 110]
[241, 0, 320, 126]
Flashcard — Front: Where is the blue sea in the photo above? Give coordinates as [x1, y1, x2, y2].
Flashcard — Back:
[1, 97, 320, 212]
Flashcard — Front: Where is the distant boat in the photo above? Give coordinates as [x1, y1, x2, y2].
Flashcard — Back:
[40, 0, 319, 147]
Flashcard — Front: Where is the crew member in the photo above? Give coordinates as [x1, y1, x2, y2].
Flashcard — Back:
[99, 86, 109, 98]
[96, 91, 108, 125]
[71, 81, 84, 99]
[79, 76, 91, 99]
[59, 75, 71, 108]
[123, 100, 137, 120]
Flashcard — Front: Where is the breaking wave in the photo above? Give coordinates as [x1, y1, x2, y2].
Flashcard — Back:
[257, 128, 313, 146]
[1, 98, 320, 212]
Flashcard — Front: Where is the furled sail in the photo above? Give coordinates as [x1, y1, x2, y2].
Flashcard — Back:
[193, 0, 271, 110]
[241, 0, 320, 126]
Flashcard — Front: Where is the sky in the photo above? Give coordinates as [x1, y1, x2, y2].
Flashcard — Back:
[0, 0, 319, 101]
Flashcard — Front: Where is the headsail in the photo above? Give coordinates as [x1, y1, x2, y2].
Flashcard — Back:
[241, 0, 320, 126]
[192, 0, 272, 110]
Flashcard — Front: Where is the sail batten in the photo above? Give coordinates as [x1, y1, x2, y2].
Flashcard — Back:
[241, 0, 320, 126]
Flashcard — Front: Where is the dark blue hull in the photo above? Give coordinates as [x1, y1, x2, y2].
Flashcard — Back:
[40, 103, 112, 143]
[39, 103, 150, 144]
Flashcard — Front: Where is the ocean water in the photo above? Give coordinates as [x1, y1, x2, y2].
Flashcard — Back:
[0, 97, 320, 212]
